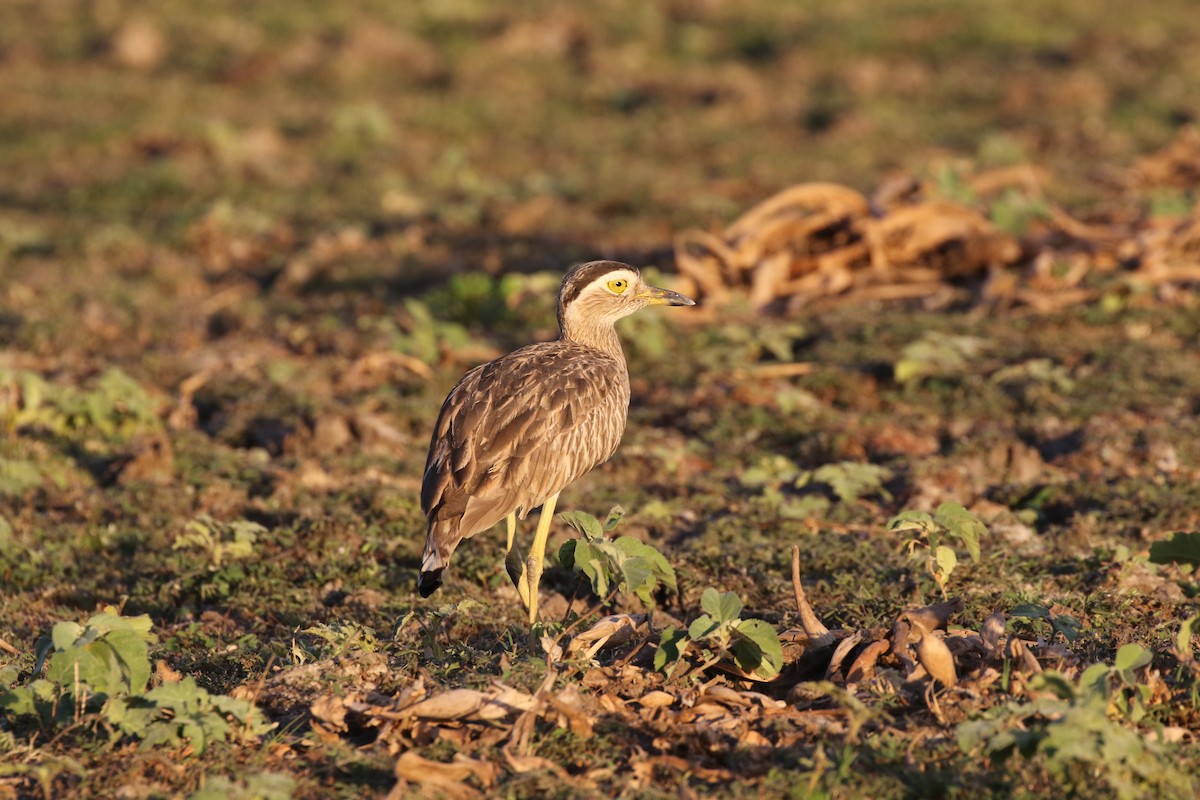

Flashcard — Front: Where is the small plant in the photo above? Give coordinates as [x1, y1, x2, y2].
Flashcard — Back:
[392, 298, 477, 365]
[0, 459, 48, 496]
[188, 772, 296, 800]
[655, 588, 784, 681]
[557, 507, 677, 611]
[888, 502, 985, 597]
[302, 620, 380, 658]
[174, 516, 262, 568]
[2, 610, 157, 727]
[106, 676, 270, 754]
[797, 462, 894, 504]
[0, 366, 162, 441]
[0, 607, 273, 753]
[1009, 603, 1082, 643]
[740, 458, 893, 519]
[170, 516, 264, 601]
[415, 599, 483, 664]
[957, 655, 1195, 800]
[1078, 643, 1154, 723]
[893, 334, 988, 385]
[988, 188, 1051, 236]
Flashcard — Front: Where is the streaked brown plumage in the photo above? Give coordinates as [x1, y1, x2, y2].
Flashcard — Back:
[418, 260, 694, 622]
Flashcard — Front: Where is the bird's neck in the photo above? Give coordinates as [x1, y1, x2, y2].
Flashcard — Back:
[560, 322, 624, 360]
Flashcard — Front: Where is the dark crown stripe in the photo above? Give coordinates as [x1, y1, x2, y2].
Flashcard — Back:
[558, 260, 638, 311]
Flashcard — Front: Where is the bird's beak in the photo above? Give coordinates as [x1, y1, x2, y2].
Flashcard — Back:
[637, 284, 697, 306]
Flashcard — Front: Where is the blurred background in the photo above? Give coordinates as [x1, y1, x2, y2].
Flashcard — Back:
[3, 0, 1198, 299]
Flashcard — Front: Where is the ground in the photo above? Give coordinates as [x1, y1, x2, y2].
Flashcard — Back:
[2, 1, 1200, 798]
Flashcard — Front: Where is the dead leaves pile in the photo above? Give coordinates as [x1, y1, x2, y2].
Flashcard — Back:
[675, 126, 1200, 313]
[305, 548, 1128, 798]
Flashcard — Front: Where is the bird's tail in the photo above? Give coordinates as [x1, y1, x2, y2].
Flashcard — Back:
[418, 519, 459, 597]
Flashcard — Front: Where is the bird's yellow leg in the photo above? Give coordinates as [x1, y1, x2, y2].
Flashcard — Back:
[525, 492, 559, 625]
[503, 513, 530, 607]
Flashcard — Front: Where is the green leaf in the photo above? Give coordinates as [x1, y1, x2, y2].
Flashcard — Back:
[1031, 671, 1077, 701]
[0, 459, 47, 496]
[731, 618, 784, 679]
[895, 335, 987, 385]
[557, 539, 577, 570]
[572, 541, 609, 596]
[619, 556, 652, 595]
[1079, 663, 1111, 693]
[807, 462, 893, 503]
[700, 588, 742, 624]
[557, 511, 603, 541]
[189, 773, 296, 800]
[886, 510, 936, 533]
[1010, 603, 1051, 621]
[1177, 614, 1198, 659]
[688, 614, 720, 641]
[104, 628, 152, 694]
[934, 502, 985, 562]
[653, 627, 690, 674]
[779, 495, 831, 519]
[1148, 531, 1200, 567]
[603, 505, 626, 531]
[1050, 614, 1082, 643]
[613, 537, 676, 591]
[0, 679, 58, 719]
[50, 621, 83, 652]
[893, 358, 927, 385]
[1113, 643, 1152, 672]
[933, 545, 958, 582]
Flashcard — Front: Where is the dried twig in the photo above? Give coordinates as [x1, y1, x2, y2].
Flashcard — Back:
[791, 545, 834, 648]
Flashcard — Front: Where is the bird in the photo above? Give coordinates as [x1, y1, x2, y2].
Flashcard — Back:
[418, 260, 695, 624]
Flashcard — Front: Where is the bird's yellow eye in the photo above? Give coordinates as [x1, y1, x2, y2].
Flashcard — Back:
[607, 278, 628, 294]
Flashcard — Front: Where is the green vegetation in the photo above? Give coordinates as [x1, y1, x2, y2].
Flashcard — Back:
[1, 609, 272, 753]
[656, 588, 784, 680]
[889, 502, 986, 597]
[958, 643, 1194, 800]
[557, 506, 677, 611]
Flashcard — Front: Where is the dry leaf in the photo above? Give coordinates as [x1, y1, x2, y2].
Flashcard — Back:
[638, 690, 675, 710]
[154, 659, 183, 685]
[390, 751, 499, 800]
[567, 614, 646, 660]
[1007, 637, 1043, 674]
[915, 631, 957, 688]
[503, 748, 571, 777]
[402, 686, 536, 723]
[845, 639, 890, 683]
[111, 431, 174, 486]
[701, 685, 751, 708]
[310, 694, 348, 733]
[740, 729, 773, 748]
[545, 686, 594, 739]
[826, 632, 864, 680]
[540, 635, 564, 664]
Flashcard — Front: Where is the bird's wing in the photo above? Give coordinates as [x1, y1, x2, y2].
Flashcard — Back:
[421, 343, 627, 537]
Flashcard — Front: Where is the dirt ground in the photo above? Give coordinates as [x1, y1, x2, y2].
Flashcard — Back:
[2, 2, 1200, 798]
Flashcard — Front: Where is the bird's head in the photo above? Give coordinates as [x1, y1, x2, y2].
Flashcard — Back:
[557, 260, 695, 341]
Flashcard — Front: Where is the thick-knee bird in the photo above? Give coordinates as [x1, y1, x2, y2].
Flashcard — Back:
[418, 260, 695, 623]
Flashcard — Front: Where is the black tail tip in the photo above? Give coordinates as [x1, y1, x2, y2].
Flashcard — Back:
[418, 569, 443, 598]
